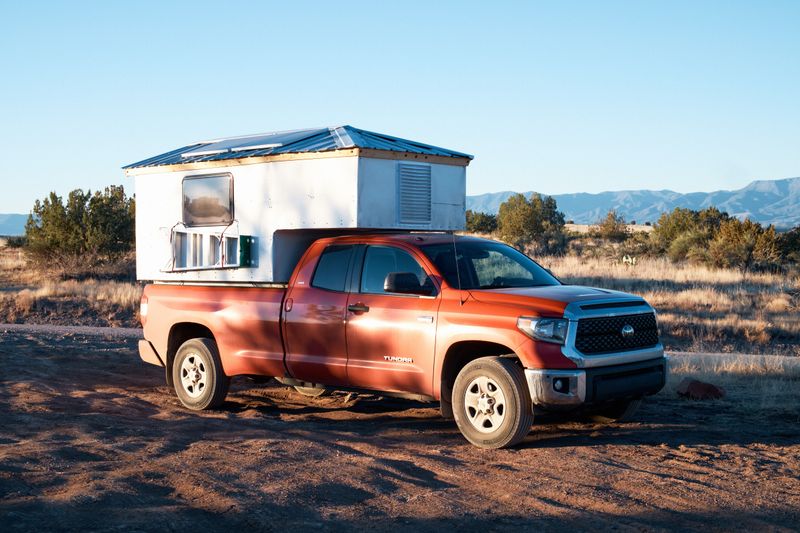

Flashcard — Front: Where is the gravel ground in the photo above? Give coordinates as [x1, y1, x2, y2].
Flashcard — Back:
[1, 328, 798, 532]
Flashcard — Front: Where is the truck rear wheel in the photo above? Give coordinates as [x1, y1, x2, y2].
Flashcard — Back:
[452, 357, 534, 449]
[172, 338, 230, 410]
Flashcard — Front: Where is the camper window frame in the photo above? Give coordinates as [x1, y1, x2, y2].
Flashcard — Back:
[181, 172, 235, 227]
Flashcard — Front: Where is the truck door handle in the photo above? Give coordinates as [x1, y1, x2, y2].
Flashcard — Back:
[348, 303, 370, 314]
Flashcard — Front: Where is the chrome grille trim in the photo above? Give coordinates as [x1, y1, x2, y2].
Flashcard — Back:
[561, 299, 665, 368]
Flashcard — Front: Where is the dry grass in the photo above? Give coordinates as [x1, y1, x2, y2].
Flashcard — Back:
[565, 223, 653, 234]
[0, 249, 25, 270]
[663, 352, 800, 416]
[0, 247, 141, 327]
[539, 256, 800, 356]
[3, 280, 142, 326]
[542, 255, 794, 288]
[17, 279, 142, 308]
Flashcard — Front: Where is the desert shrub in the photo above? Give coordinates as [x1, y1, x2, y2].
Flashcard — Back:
[497, 193, 565, 253]
[668, 229, 710, 263]
[24, 185, 135, 274]
[5, 236, 26, 248]
[652, 207, 729, 253]
[651, 207, 698, 252]
[652, 206, 733, 262]
[708, 219, 780, 273]
[465, 210, 497, 234]
[591, 209, 628, 241]
[619, 231, 653, 258]
[777, 226, 800, 264]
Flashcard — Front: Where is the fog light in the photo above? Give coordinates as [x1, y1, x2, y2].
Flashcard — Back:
[553, 377, 568, 392]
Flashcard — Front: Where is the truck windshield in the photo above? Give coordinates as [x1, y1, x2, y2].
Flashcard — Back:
[421, 240, 560, 290]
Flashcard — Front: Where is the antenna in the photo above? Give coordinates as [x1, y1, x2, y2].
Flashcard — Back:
[451, 231, 464, 306]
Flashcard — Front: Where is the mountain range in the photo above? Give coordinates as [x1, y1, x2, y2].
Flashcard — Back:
[2, 177, 798, 235]
[467, 177, 800, 229]
[0, 214, 26, 236]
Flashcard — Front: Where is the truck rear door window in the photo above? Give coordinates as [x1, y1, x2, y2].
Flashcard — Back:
[183, 174, 233, 226]
[311, 245, 354, 292]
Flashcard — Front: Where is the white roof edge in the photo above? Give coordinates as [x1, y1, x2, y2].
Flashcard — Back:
[230, 143, 283, 152]
[196, 127, 324, 145]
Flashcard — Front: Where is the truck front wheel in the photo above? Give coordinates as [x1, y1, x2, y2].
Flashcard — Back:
[452, 357, 534, 449]
[172, 338, 230, 410]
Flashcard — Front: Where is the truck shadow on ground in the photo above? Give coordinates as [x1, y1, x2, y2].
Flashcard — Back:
[222, 380, 800, 450]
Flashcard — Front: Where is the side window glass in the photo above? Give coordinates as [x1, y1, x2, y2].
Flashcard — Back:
[311, 245, 354, 292]
[360, 246, 427, 294]
[183, 174, 233, 226]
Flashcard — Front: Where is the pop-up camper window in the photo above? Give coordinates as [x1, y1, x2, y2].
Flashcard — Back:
[182, 174, 233, 226]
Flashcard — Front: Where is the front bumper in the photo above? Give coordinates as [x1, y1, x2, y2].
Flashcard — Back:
[525, 356, 668, 407]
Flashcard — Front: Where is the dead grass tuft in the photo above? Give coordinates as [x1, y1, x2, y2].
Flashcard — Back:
[28, 279, 142, 308]
[14, 289, 35, 316]
[0, 250, 25, 270]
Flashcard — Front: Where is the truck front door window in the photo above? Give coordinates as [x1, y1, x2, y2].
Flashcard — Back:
[360, 246, 428, 295]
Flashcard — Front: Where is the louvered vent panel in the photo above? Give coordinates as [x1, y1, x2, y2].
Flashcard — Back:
[398, 163, 432, 224]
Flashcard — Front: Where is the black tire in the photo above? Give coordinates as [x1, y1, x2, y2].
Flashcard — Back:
[452, 357, 534, 449]
[293, 386, 330, 398]
[589, 398, 642, 423]
[172, 338, 230, 410]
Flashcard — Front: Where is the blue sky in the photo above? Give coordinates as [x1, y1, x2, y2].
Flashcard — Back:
[0, 0, 798, 213]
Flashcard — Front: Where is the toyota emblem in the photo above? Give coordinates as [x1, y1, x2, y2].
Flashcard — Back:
[621, 324, 635, 338]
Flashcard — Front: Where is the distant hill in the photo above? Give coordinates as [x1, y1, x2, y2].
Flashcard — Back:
[467, 177, 800, 229]
[0, 214, 26, 236]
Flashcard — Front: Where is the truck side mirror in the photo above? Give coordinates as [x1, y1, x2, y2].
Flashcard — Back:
[384, 272, 435, 296]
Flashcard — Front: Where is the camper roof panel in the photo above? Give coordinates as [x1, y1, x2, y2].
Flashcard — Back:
[123, 125, 473, 170]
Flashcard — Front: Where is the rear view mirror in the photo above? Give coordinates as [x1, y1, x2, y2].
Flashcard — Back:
[384, 272, 435, 296]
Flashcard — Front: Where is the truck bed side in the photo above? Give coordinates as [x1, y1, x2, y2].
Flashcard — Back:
[142, 284, 287, 377]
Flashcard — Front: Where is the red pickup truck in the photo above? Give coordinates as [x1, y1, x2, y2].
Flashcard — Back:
[138, 233, 667, 448]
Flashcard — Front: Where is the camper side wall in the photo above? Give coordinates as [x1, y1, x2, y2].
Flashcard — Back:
[134, 157, 360, 282]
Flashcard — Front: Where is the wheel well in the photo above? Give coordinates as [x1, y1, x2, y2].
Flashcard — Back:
[439, 341, 518, 418]
[166, 323, 215, 387]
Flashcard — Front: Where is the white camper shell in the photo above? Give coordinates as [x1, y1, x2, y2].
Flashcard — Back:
[124, 126, 472, 283]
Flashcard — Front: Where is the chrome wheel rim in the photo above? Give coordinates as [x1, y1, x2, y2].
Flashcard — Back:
[180, 353, 207, 398]
[464, 376, 507, 433]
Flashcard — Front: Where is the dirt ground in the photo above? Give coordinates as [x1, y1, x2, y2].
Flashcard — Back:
[1, 327, 798, 532]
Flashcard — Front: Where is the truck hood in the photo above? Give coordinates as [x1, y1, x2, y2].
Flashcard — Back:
[467, 285, 645, 317]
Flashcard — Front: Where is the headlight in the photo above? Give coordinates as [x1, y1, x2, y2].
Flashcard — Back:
[517, 316, 568, 344]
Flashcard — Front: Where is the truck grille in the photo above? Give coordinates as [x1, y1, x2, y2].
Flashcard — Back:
[575, 313, 659, 355]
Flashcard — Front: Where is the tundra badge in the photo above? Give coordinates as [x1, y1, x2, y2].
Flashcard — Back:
[384, 356, 414, 364]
